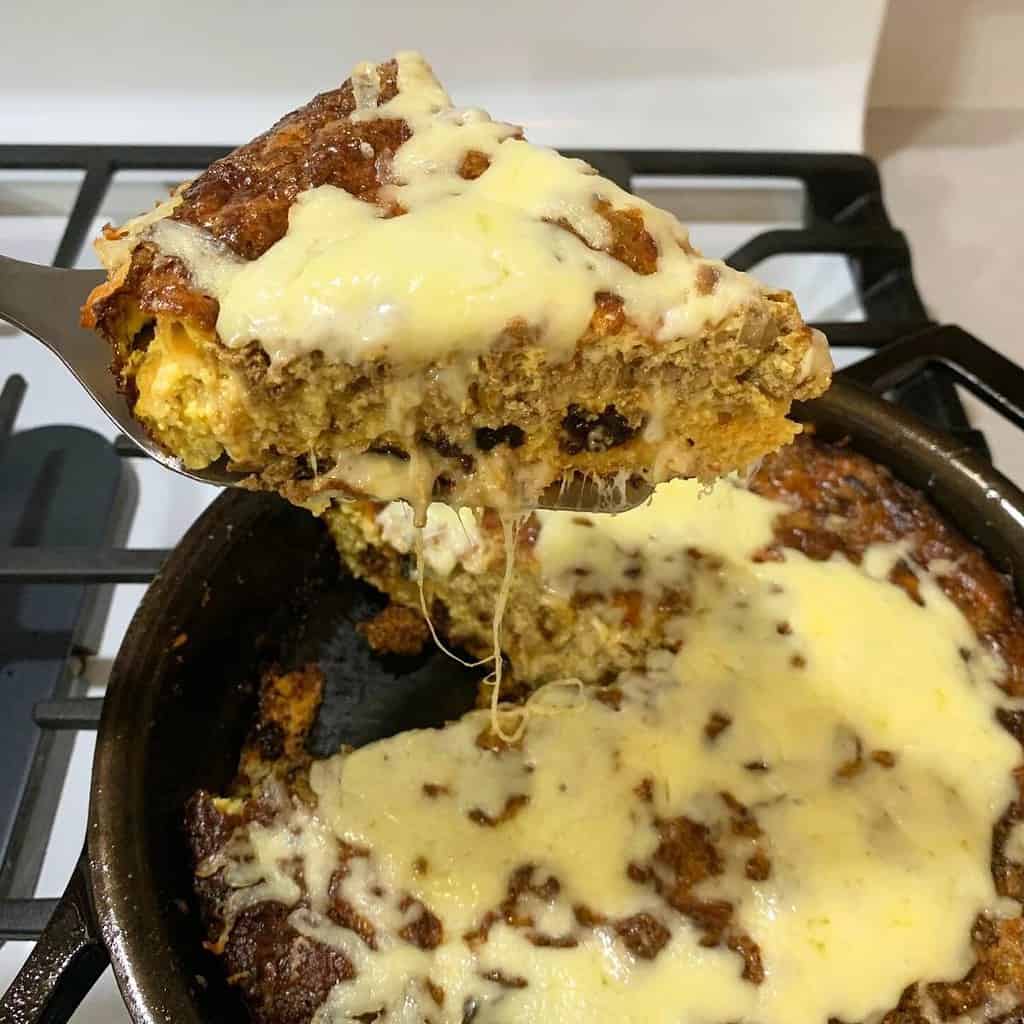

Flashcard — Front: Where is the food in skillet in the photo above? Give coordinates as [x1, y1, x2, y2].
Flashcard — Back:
[187, 436, 1024, 1024]
[82, 51, 830, 516]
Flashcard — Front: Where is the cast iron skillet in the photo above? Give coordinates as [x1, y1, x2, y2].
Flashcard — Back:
[6, 326, 1024, 1024]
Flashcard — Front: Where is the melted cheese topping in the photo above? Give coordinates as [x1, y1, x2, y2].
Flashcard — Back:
[208, 480, 1020, 1023]
[376, 502, 486, 577]
[147, 51, 763, 368]
[535, 475, 779, 599]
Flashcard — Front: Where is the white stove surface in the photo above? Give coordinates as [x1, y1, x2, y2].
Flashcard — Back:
[0, 166, 885, 1019]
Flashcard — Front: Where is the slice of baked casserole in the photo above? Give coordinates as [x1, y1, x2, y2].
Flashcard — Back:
[83, 51, 830, 515]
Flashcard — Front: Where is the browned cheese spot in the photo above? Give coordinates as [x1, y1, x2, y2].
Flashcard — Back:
[614, 912, 672, 959]
[527, 932, 579, 949]
[547, 200, 658, 277]
[468, 793, 530, 828]
[704, 711, 733, 742]
[836, 735, 865, 781]
[573, 903, 607, 928]
[398, 896, 444, 950]
[720, 792, 763, 838]
[422, 783, 452, 799]
[424, 978, 445, 1007]
[464, 865, 563, 949]
[871, 749, 897, 768]
[475, 726, 522, 754]
[745, 849, 772, 882]
[593, 199, 659, 275]
[590, 291, 627, 334]
[627, 816, 764, 984]
[596, 686, 625, 710]
[634, 777, 655, 803]
[328, 867, 379, 950]
[695, 264, 721, 296]
[729, 934, 766, 984]
[480, 969, 529, 989]
[458, 150, 491, 180]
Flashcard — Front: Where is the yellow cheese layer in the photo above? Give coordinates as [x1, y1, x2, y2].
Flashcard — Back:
[144, 52, 767, 369]
[207, 478, 1020, 1023]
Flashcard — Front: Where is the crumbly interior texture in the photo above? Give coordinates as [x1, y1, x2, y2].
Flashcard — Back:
[327, 499, 678, 690]
[189, 437, 1024, 1024]
[82, 51, 829, 514]
[327, 434, 1024, 692]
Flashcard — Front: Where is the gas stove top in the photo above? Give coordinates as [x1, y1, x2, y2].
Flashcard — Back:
[0, 144, 991, 1020]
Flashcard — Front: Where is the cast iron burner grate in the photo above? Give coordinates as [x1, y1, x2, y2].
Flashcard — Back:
[0, 144, 990, 943]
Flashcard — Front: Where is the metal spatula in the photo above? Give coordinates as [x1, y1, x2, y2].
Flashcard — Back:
[0, 253, 653, 510]
[0, 254, 245, 485]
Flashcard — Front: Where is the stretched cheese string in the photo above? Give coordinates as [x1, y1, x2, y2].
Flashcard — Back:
[413, 527, 493, 670]
[492, 676, 586, 745]
[487, 513, 526, 742]
[412, 506, 580, 741]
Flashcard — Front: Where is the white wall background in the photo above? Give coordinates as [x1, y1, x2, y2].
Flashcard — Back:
[0, 0, 886, 151]
[865, 0, 1024, 483]
[870, 0, 1024, 111]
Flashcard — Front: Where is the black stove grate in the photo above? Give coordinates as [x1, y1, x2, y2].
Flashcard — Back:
[0, 144, 979, 943]
[1, 144, 929, 321]
[0, 375, 133, 940]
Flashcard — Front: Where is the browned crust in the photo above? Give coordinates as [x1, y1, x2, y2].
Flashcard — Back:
[173, 60, 405, 261]
[82, 60, 407, 344]
[221, 903, 354, 1024]
[235, 665, 324, 791]
[356, 603, 430, 657]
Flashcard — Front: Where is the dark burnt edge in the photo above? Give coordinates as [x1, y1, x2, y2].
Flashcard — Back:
[417, 431, 475, 474]
[474, 425, 526, 452]
[365, 440, 411, 462]
[559, 404, 642, 454]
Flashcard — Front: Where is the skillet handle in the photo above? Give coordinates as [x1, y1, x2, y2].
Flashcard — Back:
[0, 855, 108, 1024]
[839, 324, 1024, 433]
